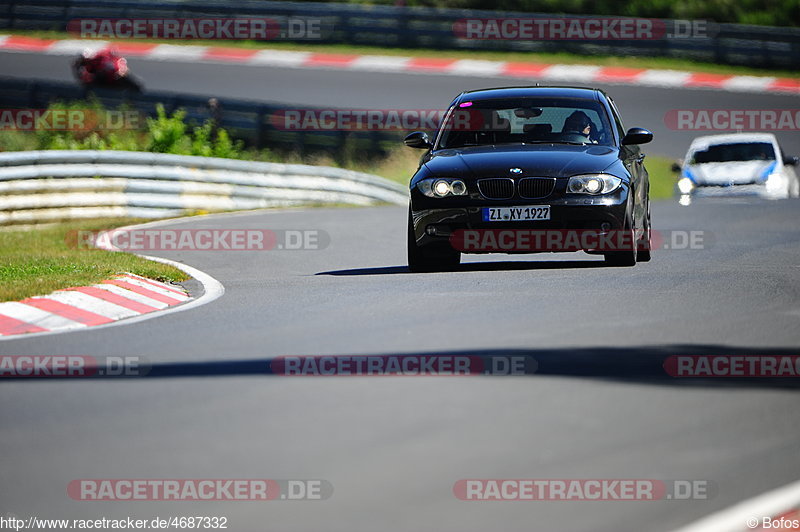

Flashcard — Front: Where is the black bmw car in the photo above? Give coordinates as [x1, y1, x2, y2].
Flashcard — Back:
[405, 86, 654, 272]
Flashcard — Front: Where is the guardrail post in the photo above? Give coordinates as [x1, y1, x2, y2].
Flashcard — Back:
[256, 107, 267, 149]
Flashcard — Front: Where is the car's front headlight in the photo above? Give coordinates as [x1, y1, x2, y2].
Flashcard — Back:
[417, 178, 468, 198]
[764, 173, 785, 194]
[567, 174, 622, 195]
[677, 177, 694, 194]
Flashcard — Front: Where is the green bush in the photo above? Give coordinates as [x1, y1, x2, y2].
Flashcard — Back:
[187, 116, 245, 158]
[146, 104, 190, 153]
[209, 129, 244, 159]
[0, 100, 246, 159]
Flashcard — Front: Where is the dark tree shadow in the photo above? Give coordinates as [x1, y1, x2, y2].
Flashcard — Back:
[6, 345, 800, 390]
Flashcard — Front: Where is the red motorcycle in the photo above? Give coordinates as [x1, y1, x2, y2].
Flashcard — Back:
[72, 48, 143, 92]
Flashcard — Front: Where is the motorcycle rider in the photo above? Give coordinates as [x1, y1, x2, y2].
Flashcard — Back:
[74, 47, 124, 85]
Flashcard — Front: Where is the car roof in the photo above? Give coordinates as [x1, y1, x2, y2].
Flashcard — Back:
[456, 86, 604, 103]
[688, 133, 778, 151]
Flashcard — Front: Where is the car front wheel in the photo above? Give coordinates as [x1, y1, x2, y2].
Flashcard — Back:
[637, 205, 652, 262]
[604, 219, 637, 267]
[407, 209, 460, 272]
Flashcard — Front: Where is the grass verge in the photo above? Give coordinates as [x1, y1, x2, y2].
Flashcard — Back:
[645, 154, 679, 199]
[3, 29, 799, 80]
[0, 218, 189, 302]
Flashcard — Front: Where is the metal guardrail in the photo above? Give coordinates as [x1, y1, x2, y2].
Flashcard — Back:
[0, 150, 409, 224]
[1, 0, 798, 68]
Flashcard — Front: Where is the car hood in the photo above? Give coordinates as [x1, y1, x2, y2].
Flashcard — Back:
[423, 144, 621, 179]
[686, 160, 777, 186]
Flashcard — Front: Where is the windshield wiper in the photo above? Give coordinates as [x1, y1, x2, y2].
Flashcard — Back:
[514, 140, 591, 146]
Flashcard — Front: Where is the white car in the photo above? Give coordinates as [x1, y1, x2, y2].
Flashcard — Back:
[675, 133, 799, 200]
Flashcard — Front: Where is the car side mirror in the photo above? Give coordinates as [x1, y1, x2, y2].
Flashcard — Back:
[404, 131, 433, 149]
[621, 127, 653, 145]
[783, 155, 799, 166]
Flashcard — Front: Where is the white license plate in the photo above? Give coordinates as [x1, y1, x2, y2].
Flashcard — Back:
[483, 206, 550, 222]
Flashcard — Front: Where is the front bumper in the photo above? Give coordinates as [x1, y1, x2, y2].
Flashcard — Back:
[679, 183, 788, 200]
[411, 192, 630, 254]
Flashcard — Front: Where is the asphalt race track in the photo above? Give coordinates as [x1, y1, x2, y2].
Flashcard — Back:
[1, 48, 800, 532]
[2, 198, 800, 531]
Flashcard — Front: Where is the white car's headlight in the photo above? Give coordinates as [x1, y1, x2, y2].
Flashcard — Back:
[765, 173, 784, 193]
[417, 178, 468, 198]
[677, 177, 694, 194]
[567, 174, 622, 195]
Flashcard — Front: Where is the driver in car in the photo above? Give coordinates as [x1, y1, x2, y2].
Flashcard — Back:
[563, 111, 599, 144]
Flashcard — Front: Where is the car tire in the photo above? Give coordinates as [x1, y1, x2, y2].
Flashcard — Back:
[637, 206, 652, 262]
[407, 209, 460, 273]
[604, 219, 637, 267]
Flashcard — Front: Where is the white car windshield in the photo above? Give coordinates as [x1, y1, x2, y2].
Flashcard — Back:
[691, 142, 776, 164]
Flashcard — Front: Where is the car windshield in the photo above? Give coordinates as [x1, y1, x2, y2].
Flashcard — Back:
[690, 142, 776, 164]
[436, 97, 615, 149]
